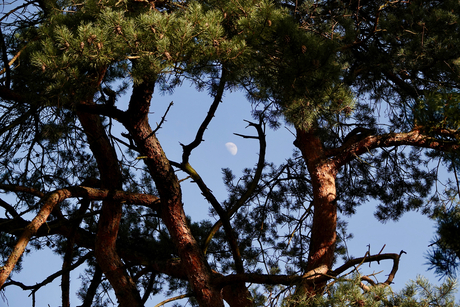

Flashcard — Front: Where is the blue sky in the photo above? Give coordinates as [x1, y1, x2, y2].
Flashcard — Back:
[1, 83, 455, 306]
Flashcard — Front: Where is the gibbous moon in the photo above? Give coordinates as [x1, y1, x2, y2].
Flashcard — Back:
[225, 142, 238, 155]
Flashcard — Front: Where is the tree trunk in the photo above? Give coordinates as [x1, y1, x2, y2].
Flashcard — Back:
[125, 82, 225, 307]
[222, 283, 254, 307]
[76, 105, 143, 307]
[294, 128, 338, 296]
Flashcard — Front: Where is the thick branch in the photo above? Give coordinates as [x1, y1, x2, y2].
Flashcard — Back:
[77, 95, 143, 307]
[0, 189, 74, 287]
[331, 128, 460, 167]
[0, 86, 27, 104]
[214, 251, 405, 288]
[75, 103, 127, 123]
[1, 185, 160, 209]
[125, 80, 224, 306]
[0, 183, 160, 289]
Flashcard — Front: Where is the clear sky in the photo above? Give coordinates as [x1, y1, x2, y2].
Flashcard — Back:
[1, 82, 455, 307]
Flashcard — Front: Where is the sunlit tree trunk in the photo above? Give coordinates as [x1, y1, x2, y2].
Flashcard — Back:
[295, 128, 338, 296]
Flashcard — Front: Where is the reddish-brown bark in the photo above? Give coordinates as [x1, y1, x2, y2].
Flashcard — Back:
[124, 81, 225, 307]
[77, 102, 142, 307]
[331, 128, 460, 167]
[291, 125, 460, 297]
[222, 283, 254, 306]
[294, 128, 339, 295]
[0, 189, 72, 288]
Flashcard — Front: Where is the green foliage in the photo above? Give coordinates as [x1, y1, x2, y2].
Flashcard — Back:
[283, 275, 459, 307]
[23, 0, 251, 102]
[2, 0, 460, 306]
[427, 203, 460, 278]
[240, 8, 355, 130]
[414, 91, 460, 131]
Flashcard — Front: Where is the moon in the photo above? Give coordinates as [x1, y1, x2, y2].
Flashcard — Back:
[225, 142, 238, 155]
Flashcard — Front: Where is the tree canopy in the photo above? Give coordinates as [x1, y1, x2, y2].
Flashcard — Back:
[0, 0, 460, 306]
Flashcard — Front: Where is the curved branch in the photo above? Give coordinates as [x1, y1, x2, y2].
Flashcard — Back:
[80, 264, 103, 307]
[2, 252, 92, 294]
[61, 199, 92, 307]
[181, 68, 227, 165]
[0, 26, 10, 88]
[331, 128, 460, 168]
[153, 293, 193, 307]
[1, 184, 160, 209]
[0, 184, 45, 198]
[203, 119, 266, 254]
[0, 188, 74, 288]
[125, 80, 223, 306]
[329, 251, 406, 283]
[0, 185, 160, 288]
[213, 251, 405, 288]
[174, 161, 246, 274]
[0, 198, 20, 219]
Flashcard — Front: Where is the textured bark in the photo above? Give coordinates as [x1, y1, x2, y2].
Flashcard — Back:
[0, 189, 72, 288]
[294, 128, 338, 295]
[124, 81, 224, 307]
[222, 283, 254, 307]
[77, 103, 142, 307]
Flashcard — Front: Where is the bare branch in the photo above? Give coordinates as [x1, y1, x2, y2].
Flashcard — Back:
[0, 184, 45, 198]
[203, 119, 266, 254]
[213, 251, 405, 288]
[2, 252, 92, 294]
[80, 264, 103, 307]
[181, 68, 227, 165]
[1, 184, 160, 209]
[0, 198, 20, 219]
[153, 293, 193, 307]
[152, 101, 174, 134]
[0, 26, 10, 88]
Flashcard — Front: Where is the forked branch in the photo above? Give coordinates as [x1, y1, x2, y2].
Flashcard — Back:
[202, 119, 266, 254]
[213, 251, 405, 288]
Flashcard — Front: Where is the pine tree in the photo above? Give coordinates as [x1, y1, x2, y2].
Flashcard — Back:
[283, 275, 459, 307]
[0, 0, 459, 306]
